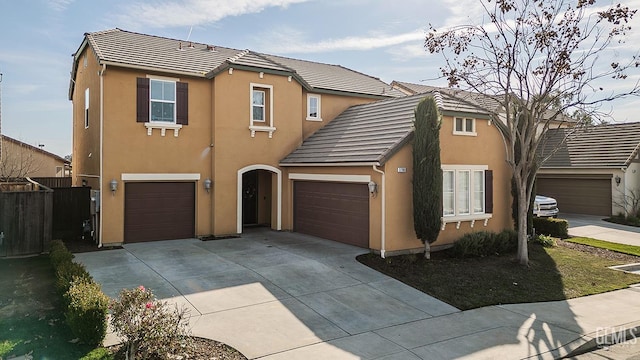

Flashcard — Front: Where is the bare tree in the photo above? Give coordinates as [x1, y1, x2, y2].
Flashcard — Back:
[0, 137, 42, 180]
[426, 0, 640, 265]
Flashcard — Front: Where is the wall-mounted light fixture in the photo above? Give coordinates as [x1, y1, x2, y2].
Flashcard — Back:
[109, 179, 118, 194]
[204, 178, 212, 193]
[82, 179, 88, 187]
[368, 181, 377, 197]
[615, 175, 621, 186]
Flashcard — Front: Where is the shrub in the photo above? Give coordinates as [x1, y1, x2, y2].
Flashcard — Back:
[65, 278, 109, 346]
[533, 234, 557, 247]
[110, 286, 191, 360]
[533, 217, 569, 238]
[494, 229, 518, 253]
[80, 348, 114, 360]
[55, 261, 93, 296]
[50, 240, 73, 269]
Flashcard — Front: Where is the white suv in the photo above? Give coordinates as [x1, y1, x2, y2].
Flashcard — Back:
[534, 195, 559, 217]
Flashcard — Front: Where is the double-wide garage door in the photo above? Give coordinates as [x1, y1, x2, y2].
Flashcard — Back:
[124, 182, 195, 243]
[536, 176, 612, 216]
[294, 181, 369, 248]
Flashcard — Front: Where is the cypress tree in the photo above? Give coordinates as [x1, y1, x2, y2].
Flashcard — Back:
[413, 96, 442, 259]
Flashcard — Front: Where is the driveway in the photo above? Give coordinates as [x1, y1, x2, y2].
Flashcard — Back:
[74, 229, 459, 359]
[561, 213, 640, 246]
[74, 228, 640, 359]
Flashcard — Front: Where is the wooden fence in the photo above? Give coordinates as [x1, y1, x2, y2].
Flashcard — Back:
[0, 190, 53, 257]
[32, 177, 72, 189]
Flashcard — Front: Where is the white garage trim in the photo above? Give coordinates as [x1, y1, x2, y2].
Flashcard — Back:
[288, 173, 371, 183]
[121, 173, 201, 181]
[237, 164, 282, 234]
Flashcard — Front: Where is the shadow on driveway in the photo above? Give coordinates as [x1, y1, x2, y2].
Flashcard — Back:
[72, 228, 631, 359]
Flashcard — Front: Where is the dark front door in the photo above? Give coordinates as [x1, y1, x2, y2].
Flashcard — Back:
[242, 171, 258, 225]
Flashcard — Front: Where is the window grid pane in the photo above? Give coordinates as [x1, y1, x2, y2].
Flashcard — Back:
[150, 80, 176, 122]
[457, 171, 470, 215]
[465, 118, 474, 132]
[443, 171, 455, 216]
[473, 170, 485, 213]
[455, 118, 463, 132]
[309, 97, 318, 118]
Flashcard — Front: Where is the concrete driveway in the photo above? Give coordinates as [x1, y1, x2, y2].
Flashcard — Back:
[74, 229, 459, 359]
[74, 228, 640, 359]
[561, 213, 640, 246]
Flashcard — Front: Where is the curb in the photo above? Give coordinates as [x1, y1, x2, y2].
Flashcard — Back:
[560, 322, 640, 358]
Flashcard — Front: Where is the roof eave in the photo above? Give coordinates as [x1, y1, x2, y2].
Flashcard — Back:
[279, 161, 381, 167]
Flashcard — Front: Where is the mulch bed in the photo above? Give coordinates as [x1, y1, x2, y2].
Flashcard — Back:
[108, 337, 247, 359]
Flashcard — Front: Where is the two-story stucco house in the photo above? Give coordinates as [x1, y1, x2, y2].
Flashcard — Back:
[70, 29, 512, 256]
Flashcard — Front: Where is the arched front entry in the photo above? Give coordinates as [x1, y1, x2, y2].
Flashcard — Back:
[237, 164, 282, 233]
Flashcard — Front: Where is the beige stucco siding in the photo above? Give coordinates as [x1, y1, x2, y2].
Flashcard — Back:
[99, 67, 214, 244]
[72, 47, 101, 188]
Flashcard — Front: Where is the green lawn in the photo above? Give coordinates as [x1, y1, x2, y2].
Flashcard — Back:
[567, 237, 640, 257]
[357, 242, 640, 310]
[0, 256, 103, 359]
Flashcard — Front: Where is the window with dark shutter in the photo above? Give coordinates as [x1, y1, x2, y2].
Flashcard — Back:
[136, 78, 150, 123]
[485, 170, 493, 213]
[176, 82, 188, 125]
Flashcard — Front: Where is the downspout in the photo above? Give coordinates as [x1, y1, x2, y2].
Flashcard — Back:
[98, 63, 105, 247]
[373, 165, 386, 258]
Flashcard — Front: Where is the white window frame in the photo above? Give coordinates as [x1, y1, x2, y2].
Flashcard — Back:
[84, 88, 89, 129]
[149, 79, 177, 124]
[249, 83, 276, 138]
[306, 94, 322, 121]
[453, 117, 477, 136]
[441, 165, 490, 225]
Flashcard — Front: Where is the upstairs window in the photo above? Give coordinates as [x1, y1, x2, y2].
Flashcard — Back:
[306, 94, 322, 121]
[150, 79, 176, 123]
[252, 89, 266, 122]
[84, 88, 89, 129]
[249, 83, 275, 138]
[454, 117, 476, 136]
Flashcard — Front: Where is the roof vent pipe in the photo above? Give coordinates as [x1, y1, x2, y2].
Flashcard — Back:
[177, 42, 183, 51]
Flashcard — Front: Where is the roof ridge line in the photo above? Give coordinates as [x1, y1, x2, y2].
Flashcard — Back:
[228, 49, 250, 63]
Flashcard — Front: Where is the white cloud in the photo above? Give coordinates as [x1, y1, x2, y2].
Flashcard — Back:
[47, 0, 75, 11]
[116, 0, 310, 28]
[262, 27, 425, 54]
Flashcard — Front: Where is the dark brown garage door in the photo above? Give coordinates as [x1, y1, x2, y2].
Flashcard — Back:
[537, 176, 612, 216]
[294, 181, 369, 248]
[124, 182, 195, 243]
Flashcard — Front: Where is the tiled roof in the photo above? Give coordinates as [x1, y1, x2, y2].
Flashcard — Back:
[538, 122, 640, 168]
[263, 54, 404, 97]
[281, 92, 490, 165]
[392, 81, 502, 112]
[1, 135, 69, 163]
[72, 29, 399, 98]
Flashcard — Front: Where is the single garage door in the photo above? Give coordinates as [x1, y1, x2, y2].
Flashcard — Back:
[536, 176, 612, 216]
[124, 182, 195, 243]
[294, 181, 369, 248]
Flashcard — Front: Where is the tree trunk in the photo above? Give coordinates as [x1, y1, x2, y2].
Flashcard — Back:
[424, 241, 431, 259]
[516, 182, 529, 265]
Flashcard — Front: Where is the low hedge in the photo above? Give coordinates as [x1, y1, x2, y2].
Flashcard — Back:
[450, 229, 518, 258]
[49, 240, 108, 346]
[65, 278, 110, 346]
[533, 217, 569, 239]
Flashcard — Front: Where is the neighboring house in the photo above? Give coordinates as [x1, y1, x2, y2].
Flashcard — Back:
[69, 29, 512, 254]
[0, 135, 70, 179]
[537, 122, 640, 217]
[391, 80, 574, 132]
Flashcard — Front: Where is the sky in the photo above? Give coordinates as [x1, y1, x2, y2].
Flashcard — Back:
[1, 0, 639, 157]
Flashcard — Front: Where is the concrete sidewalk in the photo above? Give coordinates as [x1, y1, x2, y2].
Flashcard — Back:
[562, 213, 640, 247]
[74, 229, 640, 359]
